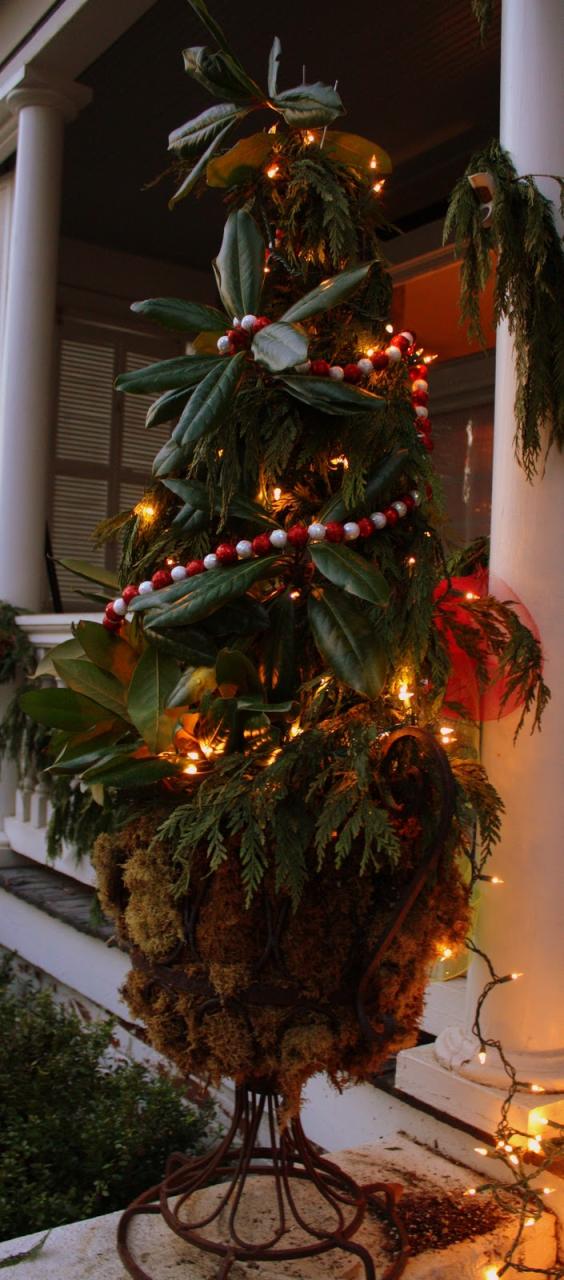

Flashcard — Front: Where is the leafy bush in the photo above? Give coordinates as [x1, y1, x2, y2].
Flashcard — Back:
[0, 963, 216, 1241]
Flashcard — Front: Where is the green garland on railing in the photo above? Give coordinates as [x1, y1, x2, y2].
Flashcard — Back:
[444, 141, 564, 479]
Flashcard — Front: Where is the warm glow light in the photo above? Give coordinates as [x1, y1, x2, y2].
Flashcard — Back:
[528, 1138, 543, 1154]
[268, 124, 277, 134]
[372, 179, 385, 194]
[511, 972, 523, 981]
[398, 683, 414, 705]
[369, 154, 378, 170]
[524, 1217, 536, 1228]
[464, 1187, 477, 1197]
[217, 448, 224, 458]
[365, 347, 375, 357]
[423, 353, 438, 364]
[509, 1154, 519, 1166]
[531, 1084, 545, 1094]
[166, 557, 175, 566]
[474, 1147, 488, 1157]
[266, 163, 280, 179]
[407, 555, 416, 566]
[543, 1187, 555, 1195]
[330, 454, 349, 468]
[290, 590, 301, 601]
[187, 751, 199, 761]
[134, 501, 156, 522]
[289, 722, 303, 738]
[484, 1268, 501, 1280]
[385, 324, 394, 334]
[183, 764, 198, 775]
[491, 876, 504, 885]
[465, 591, 479, 600]
[478, 1050, 487, 1065]
[263, 265, 271, 274]
[304, 130, 316, 145]
[439, 947, 454, 960]
[273, 486, 282, 500]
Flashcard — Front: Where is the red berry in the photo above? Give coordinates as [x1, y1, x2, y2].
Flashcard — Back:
[252, 317, 270, 333]
[371, 352, 389, 371]
[215, 543, 238, 565]
[186, 559, 205, 576]
[342, 363, 362, 383]
[392, 334, 410, 353]
[402, 494, 416, 513]
[357, 517, 375, 538]
[103, 615, 121, 632]
[325, 521, 345, 542]
[122, 584, 139, 605]
[287, 524, 309, 548]
[411, 390, 429, 406]
[383, 507, 399, 526]
[309, 359, 331, 377]
[152, 568, 172, 590]
[252, 533, 272, 556]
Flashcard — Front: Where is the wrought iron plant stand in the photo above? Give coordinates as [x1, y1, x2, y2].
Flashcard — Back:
[117, 728, 455, 1279]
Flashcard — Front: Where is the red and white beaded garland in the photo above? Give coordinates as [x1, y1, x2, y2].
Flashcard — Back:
[103, 486, 423, 631]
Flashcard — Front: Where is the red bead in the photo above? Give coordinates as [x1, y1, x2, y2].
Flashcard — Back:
[411, 390, 429, 406]
[357, 517, 375, 538]
[415, 363, 428, 378]
[215, 543, 238, 565]
[103, 615, 121, 632]
[122, 584, 139, 605]
[227, 327, 249, 348]
[419, 435, 434, 452]
[342, 363, 362, 383]
[309, 359, 331, 377]
[392, 333, 410, 353]
[417, 418, 432, 434]
[252, 534, 272, 556]
[252, 317, 270, 333]
[287, 524, 309, 547]
[152, 568, 172, 590]
[325, 521, 345, 542]
[371, 352, 389, 371]
[402, 494, 416, 513]
[105, 603, 120, 622]
[186, 559, 205, 576]
[383, 507, 399, 526]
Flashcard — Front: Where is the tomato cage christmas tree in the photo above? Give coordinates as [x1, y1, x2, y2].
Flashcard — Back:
[21, 4, 548, 1277]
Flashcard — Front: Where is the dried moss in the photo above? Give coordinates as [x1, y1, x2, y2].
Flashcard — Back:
[96, 815, 471, 1116]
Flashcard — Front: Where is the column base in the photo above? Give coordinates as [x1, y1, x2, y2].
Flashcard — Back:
[434, 1024, 564, 1093]
[396, 1043, 564, 1138]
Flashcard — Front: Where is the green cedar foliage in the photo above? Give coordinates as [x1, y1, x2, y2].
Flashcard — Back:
[444, 141, 564, 477]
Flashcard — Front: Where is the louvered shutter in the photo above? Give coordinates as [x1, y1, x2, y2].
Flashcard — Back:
[49, 318, 181, 610]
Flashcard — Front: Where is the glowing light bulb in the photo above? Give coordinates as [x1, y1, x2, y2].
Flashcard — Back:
[491, 876, 504, 885]
[290, 590, 301, 601]
[263, 264, 271, 274]
[543, 1187, 555, 1195]
[398, 683, 414, 705]
[478, 1050, 487, 1065]
[266, 163, 280, 179]
[273, 486, 282, 500]
[474, 1147, 488, 1157]
[407, 555, 416, 566]
[440, 947, 454, 961]
[187, 751, 199, 761]
[385, 324, 394, 334]
[304, 130, 316, 145]
[365, 347, 375, 357]
[509, 1154, 519, 1166]
[531, 1084, 545, 1094]
[134, 501, 156, 522]
[464, 1187, 477, 1196]
[465, 590, 478, 600]
[369, 154, 378, 170]
[268, 124, 277, 135]
[289, 722, 302, 738]
[524, 1217, 536, 1228]
[183, 764, 198, 775]
[372, 180, 385, 194]
[484, 1268, 501, 1280]
[528, 1138, 542, 1154]
[423, 353, 438, 364]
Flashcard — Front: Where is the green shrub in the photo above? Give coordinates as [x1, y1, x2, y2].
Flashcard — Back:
[0, 961, 217, 1241]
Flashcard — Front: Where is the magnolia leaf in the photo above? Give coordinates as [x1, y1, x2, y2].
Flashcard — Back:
[116, 354, 222, 396]
[323, 131, 392, 174]
[272, 82, 343, 127]
[278, 375, 386, 415]
[281, 262, 373, 325]
[168, 102, 242, 156]
[56, 559, 118, 591]
[188, 0, 232, 54]
[268, 36, 282, 97]
[319, 449, 410, 523]
[310, 542, 389, 605]
[19, 688, 116, 732]
[251, 321, 308, 373]
[130, 576, 204, 613]
[74, 621, 137, 686]
[144, 626, 217, 667]
[174, 350, 245, 449]
[33, 637, 84, 678]
[127, 646, 180, 753]
[167, 665, 216, 707]
[81, 755, 180, 788]
[308, 587, 388, 699]
[147, 556, 281, 628]
[146, 388, 192, 430]
[49, 732, 134, 775]
[170, 120, 238, 206]
[152, 439, 185, 478]
[182, 46, 260, 104]
[51, 657, 127, 721]
[213, 210, 265, 319]
[207, 133, 273, 187]
[264, 590, 297, 701]
[131, 298, 226, 333]
[216, 648, 262, 695]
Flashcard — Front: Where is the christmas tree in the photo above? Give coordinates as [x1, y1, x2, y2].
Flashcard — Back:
[22, 0, 546, 1182]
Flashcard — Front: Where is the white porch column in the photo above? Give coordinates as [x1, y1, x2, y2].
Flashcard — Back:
[0, 70, 91, 611]
[396, 0, 564, 1129]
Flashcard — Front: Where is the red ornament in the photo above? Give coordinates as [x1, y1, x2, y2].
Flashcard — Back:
[383, 507, 399, 526]
[227, 327, 249, 349]
[122, 585, 139, 605]
[309, 359, 331, 377]
[357, 517, 375, 538]
[415, 363, 428, 378]
[371, 352, 389, 371]
[419, 435, 434, 452]
[105, 604, 121, 623]
[411, 390, 429, 407]
[392, 333, 410, 354]
[152, 569, 172, 590]
[252, 533, 272, 556]
[342, 363, 362, 383]
[402, 494, 416, 513]
[215, 543, 238, 565]
[287, 524, 309, 548]
[103, 616, 121, 632]
[418, 416, 432, 432]
[186, 559, 205, 576]
[325, 521, 345, 542]
[252, 317, 271, 333]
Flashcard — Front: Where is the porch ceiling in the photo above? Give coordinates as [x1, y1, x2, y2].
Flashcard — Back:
[60, 0, 501, 270]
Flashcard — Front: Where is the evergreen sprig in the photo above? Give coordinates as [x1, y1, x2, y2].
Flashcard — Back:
[444, 141, 564, 477]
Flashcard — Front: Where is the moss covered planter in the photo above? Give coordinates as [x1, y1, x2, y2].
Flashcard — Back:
[94, 766, 469, 1118]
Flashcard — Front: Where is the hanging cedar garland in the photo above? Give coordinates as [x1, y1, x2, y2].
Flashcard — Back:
[444, 140, 564, 479]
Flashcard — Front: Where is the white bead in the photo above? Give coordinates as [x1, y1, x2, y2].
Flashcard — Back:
[203, 553, 219, 570]
[232, 316, 241, 327]
[415, 404, 429, 419]
[399, 330, 415, 344]
[217, 335, 232, 354]
[138, 580, 154, 594]
[370, 512, 387, 530]
[307, 522, 326, 541]
[356, 358, 374, 376]
[412, 379, 428, 393]
[385, 345, 402, 363]
[240, 314, 257, 332]
[294, 361, 311, 374]
[112, 597, 127, 616]
[235, 539, 253, 559]
[328, 366, 344, 380]
[269, 529, 288, 548]
[410, 489, 422, 506]
[392, 500, 408, 518]
[170, 565, 187, 581]
[343, 521, 360, 540]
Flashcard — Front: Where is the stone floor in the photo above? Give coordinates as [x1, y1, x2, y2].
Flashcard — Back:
[0, 1136, 556, 1279]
